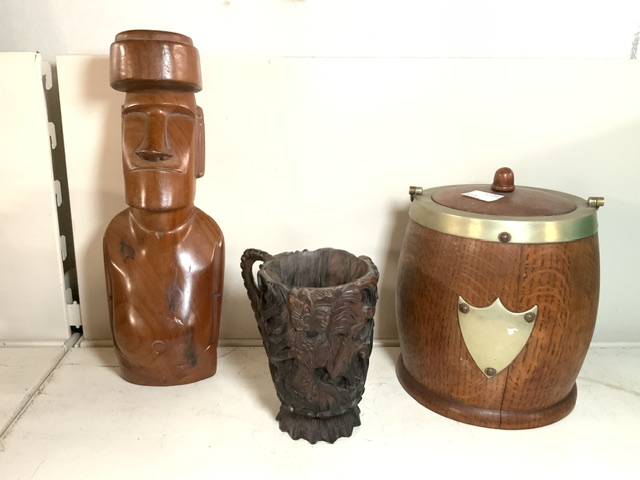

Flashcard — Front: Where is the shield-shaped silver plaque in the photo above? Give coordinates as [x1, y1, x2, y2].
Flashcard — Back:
[458, 296, 537, 378]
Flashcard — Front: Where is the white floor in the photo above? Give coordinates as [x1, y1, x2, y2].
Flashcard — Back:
[0, 342, 638, 479]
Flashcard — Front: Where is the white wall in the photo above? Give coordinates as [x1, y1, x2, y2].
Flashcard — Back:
[1, 1, 639, 62]
[1, 1, 640, 343]
[0, 53, 70, 344]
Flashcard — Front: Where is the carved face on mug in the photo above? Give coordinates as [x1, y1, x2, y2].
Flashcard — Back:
[121, 90, 205, 211]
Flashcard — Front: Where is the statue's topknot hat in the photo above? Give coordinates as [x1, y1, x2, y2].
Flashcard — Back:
[110, 30, 202, 92]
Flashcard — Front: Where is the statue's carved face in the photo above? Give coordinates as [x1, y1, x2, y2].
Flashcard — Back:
[121, 91, 204, 211]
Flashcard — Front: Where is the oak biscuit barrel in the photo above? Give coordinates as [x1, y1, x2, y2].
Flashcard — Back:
[395, 167, 604, 429]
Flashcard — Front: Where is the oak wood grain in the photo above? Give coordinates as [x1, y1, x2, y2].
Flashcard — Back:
[396, 220, 599, 428]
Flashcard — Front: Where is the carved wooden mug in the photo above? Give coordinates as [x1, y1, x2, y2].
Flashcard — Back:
[241, 248, 378, 443]
[103, 30, 225, 386]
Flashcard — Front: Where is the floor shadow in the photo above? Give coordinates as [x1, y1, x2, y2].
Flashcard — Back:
[217, 342, 281, 417]
[375, 205, 410, 366]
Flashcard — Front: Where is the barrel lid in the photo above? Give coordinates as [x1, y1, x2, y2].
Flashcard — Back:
[408, 167, 604, 244]
[432, 167, 577, 216]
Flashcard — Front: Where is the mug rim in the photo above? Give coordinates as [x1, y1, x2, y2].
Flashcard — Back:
[257, 247, 378, 291]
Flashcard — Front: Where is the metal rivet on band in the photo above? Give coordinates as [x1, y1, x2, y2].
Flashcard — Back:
[498, 232, 512, 243]
[485, 367, 497, 377]
[459, 303, 470, 314]
[524, 312, 536, 323]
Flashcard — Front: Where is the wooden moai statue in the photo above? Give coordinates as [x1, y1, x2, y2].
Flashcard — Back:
[103, 30, 224, 385]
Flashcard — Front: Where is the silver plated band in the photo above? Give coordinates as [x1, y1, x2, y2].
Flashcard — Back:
[409, 187, 600, 244]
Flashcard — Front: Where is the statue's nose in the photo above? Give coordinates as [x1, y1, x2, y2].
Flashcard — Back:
[135, 148, 173, 162]
[134, 112, 175, 162]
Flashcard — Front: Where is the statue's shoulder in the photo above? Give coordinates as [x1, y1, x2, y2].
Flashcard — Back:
[103, 209, 134, 256]
[191, 208, 224, 254]
[105, 209, 131, 233]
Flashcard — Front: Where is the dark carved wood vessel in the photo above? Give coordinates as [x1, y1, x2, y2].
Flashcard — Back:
[103, 30, 224, 386]
[241, 248, 378, 443]
[396, 168, 603, 429]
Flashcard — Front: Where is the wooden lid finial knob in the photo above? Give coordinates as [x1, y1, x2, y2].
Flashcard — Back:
[491, 167, 515, 193]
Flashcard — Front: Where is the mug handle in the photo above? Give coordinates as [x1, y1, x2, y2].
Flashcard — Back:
[240, 249, 272, 313]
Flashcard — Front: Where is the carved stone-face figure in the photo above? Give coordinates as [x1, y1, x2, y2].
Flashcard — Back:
[104, 30, 225, 387]
[122, 90, 204, 212]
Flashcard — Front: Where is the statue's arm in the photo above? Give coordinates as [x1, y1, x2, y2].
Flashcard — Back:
[210, 232, 225, 344]
[103, 237, 115, 331]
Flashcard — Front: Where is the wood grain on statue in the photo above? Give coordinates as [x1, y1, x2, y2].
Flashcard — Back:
[103, 30, 224, 386]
